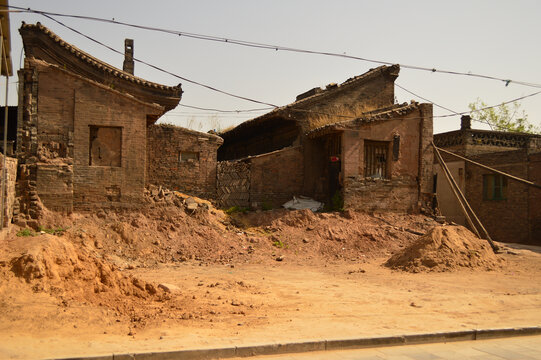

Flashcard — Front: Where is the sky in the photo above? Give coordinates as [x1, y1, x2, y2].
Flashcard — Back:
[2, 1, 540, 134]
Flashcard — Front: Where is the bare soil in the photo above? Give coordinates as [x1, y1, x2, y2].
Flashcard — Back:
[1, 197, 540, 359]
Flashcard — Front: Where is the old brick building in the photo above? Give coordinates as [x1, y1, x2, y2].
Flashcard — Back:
[146, 124, 223, 199]
[15, 23, 182, 220]
[434, 116, 541, 244]
[217, 65, 434, 212]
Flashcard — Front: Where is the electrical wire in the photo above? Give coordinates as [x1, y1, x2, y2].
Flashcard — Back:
[7, 4, 541, 89]
[40, 13, 279, 108]
[178, 104, 274, 113]
[12, 7, 541, 127]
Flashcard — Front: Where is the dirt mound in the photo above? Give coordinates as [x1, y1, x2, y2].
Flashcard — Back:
[385, 225, 502, 272]
[8, 234, 167, 311]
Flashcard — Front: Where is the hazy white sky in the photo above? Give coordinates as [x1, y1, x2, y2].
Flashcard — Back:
[3, 1, 541, 134]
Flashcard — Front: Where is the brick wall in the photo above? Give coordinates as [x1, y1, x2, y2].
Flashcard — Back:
[146, 124, 223, 199]
[466, 150, 530, 244]
[17, 59, 164, 216]
[217, 146, 304, 208]
[340, 108, 432, 213]
[0, 154, 18, 227]
[249, 146, 304, 207]
[528, 152, 541, 244]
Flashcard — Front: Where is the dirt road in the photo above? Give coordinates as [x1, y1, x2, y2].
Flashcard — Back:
[1, 246, 540, 359]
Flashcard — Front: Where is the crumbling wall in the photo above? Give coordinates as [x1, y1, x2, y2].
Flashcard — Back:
[16, 59, 163, 218]
[341, 109, 432, 213]
[146, 124, 223, 199]
[0, 154, 18, 227]
[217, 146, 304, 209]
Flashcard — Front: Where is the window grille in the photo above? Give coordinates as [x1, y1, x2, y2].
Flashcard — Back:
[364, 141, 389, 179]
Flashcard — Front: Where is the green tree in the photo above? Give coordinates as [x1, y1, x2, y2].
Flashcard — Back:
[468, 98, 539, 134]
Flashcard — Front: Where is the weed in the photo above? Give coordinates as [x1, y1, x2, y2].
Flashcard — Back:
[272, 239, 287, 249]
[38, 226, 67, 236]
[224, 206, 249, 215]
[16, 228, 35, 237]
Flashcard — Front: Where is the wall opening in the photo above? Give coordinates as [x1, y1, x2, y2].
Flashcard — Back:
[364, 140, 389, 179]
[179, 151, 200, 163]
[89, 126, 122, 167]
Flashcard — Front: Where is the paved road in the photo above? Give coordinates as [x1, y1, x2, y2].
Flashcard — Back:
[228, 335, 541, 359]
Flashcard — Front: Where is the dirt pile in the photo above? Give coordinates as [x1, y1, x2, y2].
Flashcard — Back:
[385, 225, 503, 272]
[8, 234, 168, 312]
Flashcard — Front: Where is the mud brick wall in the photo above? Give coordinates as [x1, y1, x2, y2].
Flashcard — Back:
[0, 154, 18, 227]
[465, 150, 530, 244]
[249, 146, 304, 208]
[339, 108, 433, 213]
[217, 146, 304, 208]
[344, 176, 418, 212]
[146, 124, 223, 199]
[17, 59, 163, 216]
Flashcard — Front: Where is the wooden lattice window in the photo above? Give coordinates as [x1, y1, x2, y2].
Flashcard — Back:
[364, 141, 389, 179]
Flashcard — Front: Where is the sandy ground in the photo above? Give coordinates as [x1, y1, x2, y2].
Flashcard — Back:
[1, 247, 540, 359]
[1, 200, 540, 359]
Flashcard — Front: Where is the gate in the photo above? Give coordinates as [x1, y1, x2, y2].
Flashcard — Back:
[216, 160, 251, 208]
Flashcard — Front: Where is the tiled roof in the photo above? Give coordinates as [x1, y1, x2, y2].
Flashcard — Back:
[20, 22, 182, 111]
[306, 101, 420, 138]
[220, 64, 400, 138]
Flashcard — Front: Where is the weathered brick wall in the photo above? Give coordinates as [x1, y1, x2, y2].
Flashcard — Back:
[217, 146, 304, 208]
[249, 146, 304, 207]
[219, 65, 399, 161]
[146, 124, 223, 199]
[528, 152, 541, 245]
[0, 154, 18, 227]
[17, 59, 163, 216]
[465, 150, 530, 244]
[340, 108, 432, 213]
[344, 176, 419, 212]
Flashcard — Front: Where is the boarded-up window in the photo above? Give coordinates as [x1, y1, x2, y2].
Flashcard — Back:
[364, 141, 389, 179]
[483, 174, 507, 200]
[89, 126, 122, 167]
[179, 151, 199, 163]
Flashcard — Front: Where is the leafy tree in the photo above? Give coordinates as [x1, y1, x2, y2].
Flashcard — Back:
[468, 98, 539, 134]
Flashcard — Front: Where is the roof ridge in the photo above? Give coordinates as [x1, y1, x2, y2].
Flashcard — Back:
[20, 22, 181, 93]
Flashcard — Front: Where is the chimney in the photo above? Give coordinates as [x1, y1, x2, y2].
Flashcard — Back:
[123, 39, 134, 75]
[460, 115, 471, 130]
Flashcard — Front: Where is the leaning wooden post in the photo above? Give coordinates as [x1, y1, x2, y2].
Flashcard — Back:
[432, 142, 499, 252]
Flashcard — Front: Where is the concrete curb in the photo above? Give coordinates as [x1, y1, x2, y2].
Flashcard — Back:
[54, 326, 541, 360]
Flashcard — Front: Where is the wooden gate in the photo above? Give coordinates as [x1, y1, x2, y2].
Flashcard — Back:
[217, 160, 251, 208]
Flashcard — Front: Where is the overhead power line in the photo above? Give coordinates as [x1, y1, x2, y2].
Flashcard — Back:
[6, 5, 541, 89]
[39, 13, 279, 108]
[10, 7, 541, 125]
[178, 104, 274, 113]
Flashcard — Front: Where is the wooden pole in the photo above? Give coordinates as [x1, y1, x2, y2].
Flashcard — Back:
[432, 142, 499, 252]
[433, 144, 481, 238]
[436, 145, 541, 189]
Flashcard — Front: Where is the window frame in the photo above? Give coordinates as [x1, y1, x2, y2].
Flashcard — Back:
[483, 174, 508, 201]
[364, 140, 390, 179]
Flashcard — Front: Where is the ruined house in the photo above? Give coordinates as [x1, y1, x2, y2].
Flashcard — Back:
[15, 23, 183, 221]
[217, 65, 434, 212]
[434, 116, 541, 244]
[146, 124, 223, 199]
